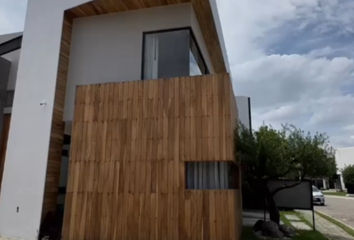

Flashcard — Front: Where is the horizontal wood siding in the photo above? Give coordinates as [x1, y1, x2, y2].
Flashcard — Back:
[62, 74, 240, 240]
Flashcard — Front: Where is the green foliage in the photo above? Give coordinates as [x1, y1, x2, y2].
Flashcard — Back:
[341, 165, 354, 185]
[235, 123, 337, 181]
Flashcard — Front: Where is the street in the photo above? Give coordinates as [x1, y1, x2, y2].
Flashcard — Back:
[315, 195, 354, 228]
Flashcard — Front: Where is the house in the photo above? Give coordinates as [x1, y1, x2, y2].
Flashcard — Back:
[312, 146, 354, 191]
[0, 1, 242, 240]
[335, 146, 354, 191]
[0, 31, 22, 198]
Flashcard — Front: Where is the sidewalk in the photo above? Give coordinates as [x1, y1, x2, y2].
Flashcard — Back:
[298, 210, 354, 240]
[243, 210, 284, 227]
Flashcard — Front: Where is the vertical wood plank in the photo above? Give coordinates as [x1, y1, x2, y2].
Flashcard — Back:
[63, 73, 238, 240]
[42, 16, 72, 220]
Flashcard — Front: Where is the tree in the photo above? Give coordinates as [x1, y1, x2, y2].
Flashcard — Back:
[235, 123, 336, 225]
[342, 165, 354, 186]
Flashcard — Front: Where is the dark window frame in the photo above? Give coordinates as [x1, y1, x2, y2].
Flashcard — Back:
[141, 27, 209, 80]
[248, 97, 252, 130]
[0, 36, 22, 56]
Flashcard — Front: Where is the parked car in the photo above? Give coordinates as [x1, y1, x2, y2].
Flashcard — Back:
[313, 185, 325, 205]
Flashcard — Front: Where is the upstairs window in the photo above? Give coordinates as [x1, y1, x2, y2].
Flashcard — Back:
[189, 34, 208, 76]
[142, 28, 209, 80]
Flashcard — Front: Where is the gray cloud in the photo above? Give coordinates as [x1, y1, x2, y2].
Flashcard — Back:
[217, 0, 354, 148]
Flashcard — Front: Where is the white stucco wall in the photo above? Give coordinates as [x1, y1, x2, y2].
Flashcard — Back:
[236, 96, 252, 130]
[0, 1, 95, 239]
[63, 3, 214, 121]
[336, 147, 354, 189]
[336, 147, 354, 173]
[336, 147, 354, 178]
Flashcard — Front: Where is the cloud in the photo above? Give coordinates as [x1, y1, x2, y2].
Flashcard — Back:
[308, 95, 354, 127]
[217, 0, 354, 148]
[233, 55, 354, 108]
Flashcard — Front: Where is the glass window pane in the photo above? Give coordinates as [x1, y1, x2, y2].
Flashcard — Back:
[189, 35, 209, 76]
[189, 50, 202, 76]
[143, 29, 209, 79]
[143, 30, 190, 79]
[143, 35, 159, 79]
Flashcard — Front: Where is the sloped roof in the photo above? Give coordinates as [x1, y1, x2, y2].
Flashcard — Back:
[0, 32, 23, 45]
[0, 32, 23, 56]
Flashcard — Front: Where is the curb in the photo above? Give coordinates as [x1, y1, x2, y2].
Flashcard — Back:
[324, 195, 354, 200]
[315, 210, 354, 232]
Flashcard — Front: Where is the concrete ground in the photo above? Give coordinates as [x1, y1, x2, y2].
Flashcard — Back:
[299, 210, 354, 240]
[243, 210, 284, 227]
[243, 195, 354, 239]
[315, 195, 354, 228]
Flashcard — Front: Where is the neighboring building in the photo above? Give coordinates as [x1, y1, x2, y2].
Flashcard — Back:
[0, 32, 22, 197]
[236, 96, 252, 130]
[314, 146, 354, 191]
[0, 1, 243, 240]
[335, 146, 354, 190]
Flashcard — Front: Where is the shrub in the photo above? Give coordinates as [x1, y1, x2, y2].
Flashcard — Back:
[342, 165, 354, 185]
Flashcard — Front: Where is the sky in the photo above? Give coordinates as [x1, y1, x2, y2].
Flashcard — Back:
[0, 0, 353, 148]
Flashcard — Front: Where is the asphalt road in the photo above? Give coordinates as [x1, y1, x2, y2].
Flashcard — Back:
[315, 195, 354, 228]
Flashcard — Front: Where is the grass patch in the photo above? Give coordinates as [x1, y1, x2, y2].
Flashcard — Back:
[293, 212, 313, 228]
[280, 211, 293, 225]
[316, 211, 354, 237]
[241, 226, 327, 240]
[280, 211, 312, 226]
[323, 191, 347, 196]
[293, 230, 329, 240]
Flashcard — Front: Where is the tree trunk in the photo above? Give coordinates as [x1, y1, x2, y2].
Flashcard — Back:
[264, 184, 280, 225]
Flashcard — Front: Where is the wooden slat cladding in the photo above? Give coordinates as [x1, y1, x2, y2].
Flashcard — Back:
[0, 114, 11, 193]
[65, 0, 226, 73]
[41, 16, 73, 219]
[62, 74, 241, 240]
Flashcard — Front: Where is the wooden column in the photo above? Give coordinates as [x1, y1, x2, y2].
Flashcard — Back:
[41, 16, 73, 220]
